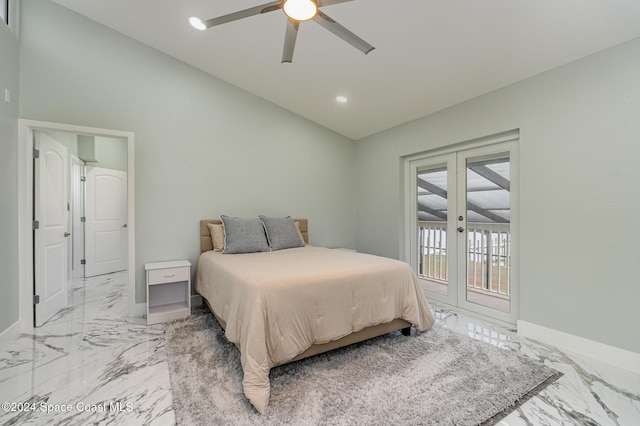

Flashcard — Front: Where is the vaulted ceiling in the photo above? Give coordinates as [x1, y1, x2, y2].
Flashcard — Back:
[52, 0, 640, 140]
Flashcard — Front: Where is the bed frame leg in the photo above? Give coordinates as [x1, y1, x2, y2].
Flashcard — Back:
[401, 326, 411, 336]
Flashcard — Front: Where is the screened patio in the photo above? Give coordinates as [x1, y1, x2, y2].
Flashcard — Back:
[417, 157, 511, 313]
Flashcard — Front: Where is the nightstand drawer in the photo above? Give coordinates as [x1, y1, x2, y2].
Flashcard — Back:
[148, 267, 189, 285]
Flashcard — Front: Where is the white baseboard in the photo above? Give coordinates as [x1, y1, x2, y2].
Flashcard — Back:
[0, 320, 21, 347]
[517, 320, 640, 375]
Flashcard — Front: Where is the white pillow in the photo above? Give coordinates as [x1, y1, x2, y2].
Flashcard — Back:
[294, 221, 307, 245]
[207, 223, 225, 252]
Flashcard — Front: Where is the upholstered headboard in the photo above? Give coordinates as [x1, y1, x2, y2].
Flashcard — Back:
[200, 218, 309, 253]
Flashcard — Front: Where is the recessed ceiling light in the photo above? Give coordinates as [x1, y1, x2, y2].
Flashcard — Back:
[189, 16, 207, 31]
[336, 96, 348, 103]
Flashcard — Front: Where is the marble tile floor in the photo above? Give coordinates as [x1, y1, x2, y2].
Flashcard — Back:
[431, 306, 640, 426]
[0, 272, 174, 425]
[0, 272, 638, 425]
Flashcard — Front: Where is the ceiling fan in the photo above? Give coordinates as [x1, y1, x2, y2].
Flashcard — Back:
[189, 0, 374, 63]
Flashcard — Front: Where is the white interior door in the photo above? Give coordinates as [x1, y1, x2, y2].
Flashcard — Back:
[85, 166, 128, 277]
[34, 132, 69, 327]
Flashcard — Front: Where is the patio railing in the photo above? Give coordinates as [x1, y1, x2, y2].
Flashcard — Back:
[418, 221, 511, 297]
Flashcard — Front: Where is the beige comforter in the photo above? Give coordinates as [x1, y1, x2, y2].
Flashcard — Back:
[195, 246, 435, 414]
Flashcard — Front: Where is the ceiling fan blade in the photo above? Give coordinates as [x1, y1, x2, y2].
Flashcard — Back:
[202, 0, 283, 28]
[318, 0, 354, 7]
[282, 19, 300, 63]
[313, 11, 374, 55]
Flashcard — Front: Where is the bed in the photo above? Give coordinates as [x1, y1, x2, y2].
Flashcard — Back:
[195, 218, 435, 414]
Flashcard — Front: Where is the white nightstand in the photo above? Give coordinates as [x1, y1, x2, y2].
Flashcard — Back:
[145, 260, 191, 325]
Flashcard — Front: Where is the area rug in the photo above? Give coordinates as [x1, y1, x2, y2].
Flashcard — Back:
[164, 310, 560, 425]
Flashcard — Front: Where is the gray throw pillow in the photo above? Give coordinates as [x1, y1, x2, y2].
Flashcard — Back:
[258, 215, 305, 251]
[220, 215, 270, 254]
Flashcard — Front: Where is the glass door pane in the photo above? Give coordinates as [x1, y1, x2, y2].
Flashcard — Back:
[407, 136, 518, 324]
[464, 153, 511, 313]
[417, 164, 449, 296]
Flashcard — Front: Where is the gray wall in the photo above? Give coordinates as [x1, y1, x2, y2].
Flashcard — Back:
[14, 0, 637, 356]
[0, 21, 20, 332]
[76, 135, 127, 171]
[19, 0, 356, 303]
[93, 136, 127, 172]
[355, 38, 640, 354]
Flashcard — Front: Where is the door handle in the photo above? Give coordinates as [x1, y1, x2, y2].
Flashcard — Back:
[64, 232, 71, 237]
[457, 227, 464, 233]
[123, 224, 128, 228]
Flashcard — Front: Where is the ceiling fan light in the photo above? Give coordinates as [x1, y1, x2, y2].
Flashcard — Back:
[189, 16, 207, 31]
[283, 0, 318, 21]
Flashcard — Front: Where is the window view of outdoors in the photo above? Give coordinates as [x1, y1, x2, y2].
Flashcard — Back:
[417, 155, 511, 313]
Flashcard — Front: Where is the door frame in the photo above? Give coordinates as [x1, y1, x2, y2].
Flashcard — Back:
[69, 154, 85, 279]
[18, 120, 140, 333]
[402, 129, 520, 325]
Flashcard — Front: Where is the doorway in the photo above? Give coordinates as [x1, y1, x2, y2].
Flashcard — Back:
[32, 130, 129, 326]
[404, 132, 519, 325]
[18, 120, 138, 333]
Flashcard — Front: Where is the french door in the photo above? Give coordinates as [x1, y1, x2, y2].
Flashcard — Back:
[406, 137, 519, 324]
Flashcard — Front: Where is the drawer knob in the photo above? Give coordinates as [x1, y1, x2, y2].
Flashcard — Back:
[163, 273, 176, 278]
